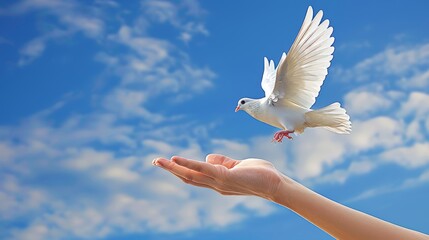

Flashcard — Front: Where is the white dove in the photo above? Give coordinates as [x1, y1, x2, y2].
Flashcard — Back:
[235, 6, 351, 142]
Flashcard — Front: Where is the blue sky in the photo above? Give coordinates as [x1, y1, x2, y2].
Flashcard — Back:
[1, 0, 429, 239]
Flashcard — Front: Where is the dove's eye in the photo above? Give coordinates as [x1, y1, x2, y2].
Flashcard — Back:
[241, 100, 245, 104]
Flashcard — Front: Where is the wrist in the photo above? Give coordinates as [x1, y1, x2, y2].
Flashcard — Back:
[269, 173, 298, 208]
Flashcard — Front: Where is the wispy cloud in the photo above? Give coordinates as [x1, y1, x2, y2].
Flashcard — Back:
[98, 20, 215, 119]
[348, 168, 429, 202]
[143, 0, 209, 43]
[102, 89, 165, 122]
[314, 160, 375, 185]
[0, 0, 104, 37]
[343, 86, 399, 118]
[337, 40, 371, 53]
[334, 43, 429, 87]
[1, 0, 104, 65]
[381, 143, 429, 168]
[18, 29, 70, 66]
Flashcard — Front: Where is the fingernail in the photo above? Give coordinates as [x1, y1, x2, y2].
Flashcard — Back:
[152, 158, 161, 167]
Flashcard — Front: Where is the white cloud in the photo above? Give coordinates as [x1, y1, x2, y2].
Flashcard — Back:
[335, 43, 429, 88]
[94, 52, 119, 66]
[290, 130, 349, 179]
[144, 0, 177, 23]
[406, 69, 429, 88]
[398, 92, 429, 141]
[0, 0, 68, 15]
[400, 168, 429, 188]
[180, 31, 192, 42]
[100, 166, 140, 182]
[111, 26, 170, 64]
[344, 88, 393, 117]
[95, 0, 119, 8]
[181, 0, 208, 16]
[399, 91, 429, 118]
[406, 120, 425, 141]
[48, 113, 135, 147]
[64, 148, 112, 171]
[18, 38, 45, 65]
[381, 143, 429, 168]
[315, 160, 375, 184]
[348, 116, 403, 151]
[337, 40, 371, 52]
[347, 185, 390, 203]
[10, 223, 51, 240]
[60, 14, 103, 38]
[18, 29, 69, 66]
[1, 0, 104, 37]
[107, 24, 214, 94]
[142, 0, 209, 43]
[0, 175, 47, 221]
[348, 168, 429, 202]
[2, 0, 104, 65]
[287, 116, 402, 180]
[97, 21, 214, 120]
[0, 142, 15, 162]
[103, 89, 164, 122]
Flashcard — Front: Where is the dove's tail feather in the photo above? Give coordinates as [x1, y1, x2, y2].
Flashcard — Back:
[305, 102, 351, 134]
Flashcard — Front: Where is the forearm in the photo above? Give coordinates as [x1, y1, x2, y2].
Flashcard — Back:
[272, 174, 429, 240]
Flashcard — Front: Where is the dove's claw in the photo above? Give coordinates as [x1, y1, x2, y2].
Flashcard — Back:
[272, 130, 294, 143]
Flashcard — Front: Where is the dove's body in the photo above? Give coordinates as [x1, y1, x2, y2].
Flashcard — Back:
[244, 98, 308, 132]
[235, 6, 351, 142]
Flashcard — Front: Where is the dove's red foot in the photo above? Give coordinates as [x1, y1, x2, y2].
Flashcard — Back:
[272, 130, 294, 142]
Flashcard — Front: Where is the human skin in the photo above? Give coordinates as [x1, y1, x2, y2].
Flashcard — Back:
[153, 154, 429, 240]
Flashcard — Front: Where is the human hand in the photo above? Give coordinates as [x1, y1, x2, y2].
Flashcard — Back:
[152, 154, 283, 200]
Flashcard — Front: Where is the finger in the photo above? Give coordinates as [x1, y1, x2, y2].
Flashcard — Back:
[217, 191, 247, 196]
[172, 156, 218, 177]
[154, 158, 245, 195]
[175, 174, 246, 195]
[169, 170, 211, 187]
[154, 158, 216, 186]
[206, 154, 239, 169]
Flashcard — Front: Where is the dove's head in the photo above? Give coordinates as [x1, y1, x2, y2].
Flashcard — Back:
[235, 98, 257, 113]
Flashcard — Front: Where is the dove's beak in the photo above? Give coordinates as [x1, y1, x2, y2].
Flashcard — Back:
[235, 106, 240, 112]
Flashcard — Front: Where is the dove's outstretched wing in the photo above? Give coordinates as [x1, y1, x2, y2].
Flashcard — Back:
[261, 57, 276, 98]
[269, 6, 335, 109]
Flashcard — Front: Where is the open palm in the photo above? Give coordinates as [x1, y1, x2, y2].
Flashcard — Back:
[153, 154, 283, 200]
